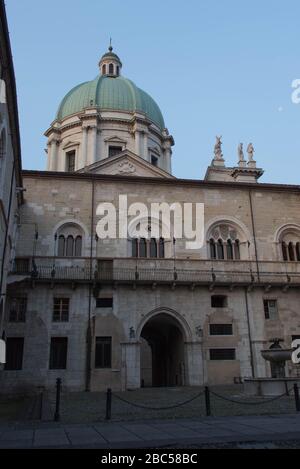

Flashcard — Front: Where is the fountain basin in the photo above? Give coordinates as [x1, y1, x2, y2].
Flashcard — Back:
[261, 349, 292, 362]
[244, 378, 300, 396]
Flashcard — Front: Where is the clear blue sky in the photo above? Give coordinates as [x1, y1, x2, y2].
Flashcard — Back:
[5, 0, 300, 184]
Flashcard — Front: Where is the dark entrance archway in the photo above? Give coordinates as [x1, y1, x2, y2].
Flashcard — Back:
[140, 313, 185, 387]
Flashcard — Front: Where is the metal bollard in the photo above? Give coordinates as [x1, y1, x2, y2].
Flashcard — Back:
[205, 386, 211, 417]
[54, 378, 62, 422]
[106, 388, 112, 420]
[294, 383, 300, 412]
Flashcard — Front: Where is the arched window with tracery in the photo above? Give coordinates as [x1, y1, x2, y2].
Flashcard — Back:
[208, 223, 245, 260]
[279, 227, 300, 262]
[296, 243, 300, 261]
[131, 237, 165, 259]
[56, 223, 84, 257]
[109, 63, 114, 74]
[102, 64, 106, 75]
[159, 238, 165, 258]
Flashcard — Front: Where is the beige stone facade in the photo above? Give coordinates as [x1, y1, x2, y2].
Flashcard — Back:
[1, 45, 300, 394]
[1, 168, 300, 393]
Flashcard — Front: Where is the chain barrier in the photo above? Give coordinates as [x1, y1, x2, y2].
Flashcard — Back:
[209, 387, 295, 406]
[111, 389, 205, 411]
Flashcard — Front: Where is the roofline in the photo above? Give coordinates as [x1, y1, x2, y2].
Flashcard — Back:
[0, 0, 23, 202]
[21, 169, 300, 193]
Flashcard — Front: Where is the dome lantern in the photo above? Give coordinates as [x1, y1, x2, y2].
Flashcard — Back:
[99, 40, 122, 77]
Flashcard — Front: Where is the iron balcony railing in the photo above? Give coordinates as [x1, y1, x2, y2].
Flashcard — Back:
[10, 256, 300, 286]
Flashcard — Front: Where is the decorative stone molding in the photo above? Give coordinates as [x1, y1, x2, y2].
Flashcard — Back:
[118, 160, 136, 174]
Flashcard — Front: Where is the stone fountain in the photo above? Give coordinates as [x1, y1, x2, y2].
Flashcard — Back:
[244, 338, 300, 396]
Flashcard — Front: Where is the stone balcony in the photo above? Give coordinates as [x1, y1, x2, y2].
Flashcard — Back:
[10, 256, 300, 288]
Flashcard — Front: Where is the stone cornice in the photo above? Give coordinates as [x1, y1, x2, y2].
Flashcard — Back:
[21, 169, 300, 193]
[44, 110, 170, 145]
[231, 167, 264, 180]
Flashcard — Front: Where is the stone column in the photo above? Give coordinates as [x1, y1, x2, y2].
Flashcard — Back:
[165, 148, 172, 174]
[121, 341, 141, 389]
[81, 126, 88, 168]
[143, 132, 149, 162]
[49, 140, 58, 171]
[46, 144, 51, 170]
[135, 130, 141, 157]
[184, 341, 204, 386]
[90, 126, 98, 164]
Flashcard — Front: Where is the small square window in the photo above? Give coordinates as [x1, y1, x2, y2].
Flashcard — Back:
[9, 298, 27, 322]
[53, 298, 69, 322]
[95, 337, 112, 368]
[49, 337, 68, 370]
[263, 299, 278, 320]
[96, 298, 113, 308]
[66, 151, 76, 172]
[5, 338, 24, 370]
[209, 348, 236, 361]
[151, 155, 158, 166]
[211, 295, 227, 308]
[209, 324, 233, 336]
[108, 146, 122, 158]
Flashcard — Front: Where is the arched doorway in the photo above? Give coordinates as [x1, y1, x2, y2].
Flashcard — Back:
[140, 313, 185, 387]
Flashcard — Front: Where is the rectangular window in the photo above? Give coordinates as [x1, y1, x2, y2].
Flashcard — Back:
[14, 258, 30, 274]
[211, 295, 228, 308]
[66, 150, 75, 172]
[108, 146, 122, 158]
[209, 324, 233, 336]
[96, 298, 113, 308]
[53, 298, 69, 322]
[49, 338, 68, 370]
[263, 299, 278, 320]
[209, 348, 236, 361]
[95, 337, 112, 368]
[9, 298, 27, 322]
[151, 155, 158, 166]
[5, 338, 24, 370]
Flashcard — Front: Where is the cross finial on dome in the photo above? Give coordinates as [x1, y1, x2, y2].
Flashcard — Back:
[109, 37, 113, 52]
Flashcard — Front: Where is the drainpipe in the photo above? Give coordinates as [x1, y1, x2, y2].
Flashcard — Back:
[244, 287, 255, 378]
[85, 177, 95, 391]
[248, 189, 260, 281]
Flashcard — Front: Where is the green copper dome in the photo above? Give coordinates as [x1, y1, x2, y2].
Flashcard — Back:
[56, 75, 165, 130]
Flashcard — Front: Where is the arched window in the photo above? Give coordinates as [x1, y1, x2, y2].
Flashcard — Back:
[75, 236, 82, 257]
[217, 239, 224, 260]
[150, 238, 157, 258]
[210, 239, 216, 259]
[159, 238, 165, 258]
[58, 235, 65, 257]
[280, 228, 300, 262]
[116, 65, 120, 76]
[102, 64, 106, 75]
[234, 240, 240, 260]
[208, 223, 246, 260]
[282, 242, 288, 261]
[66, 235, 74, 257]
[109, 63, 114, 74]
[132, 239, 138, 257]
[139, 238, 147, 257]
[56, 223, 84, 257]
[288, 242, 295, 261]
[296, 243, 300, 261]
[226, 240, 233, 260]
[131, 238, 165, 258]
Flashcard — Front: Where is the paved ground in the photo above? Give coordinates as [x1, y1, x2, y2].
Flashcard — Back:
[46, 386, 295, 423]
[1, 414, 300, 448]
